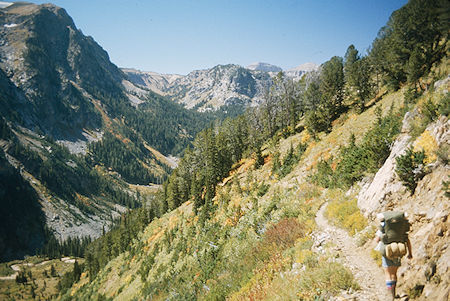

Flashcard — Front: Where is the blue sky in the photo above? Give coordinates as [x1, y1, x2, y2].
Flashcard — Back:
[30, 0, 407, 75]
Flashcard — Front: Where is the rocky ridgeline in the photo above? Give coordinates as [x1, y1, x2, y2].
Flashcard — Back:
[123, 62, 318, 111]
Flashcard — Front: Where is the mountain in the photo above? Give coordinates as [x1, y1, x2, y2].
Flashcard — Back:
[285, 62, 319, 79]
[1, 0, 448, 299]
[124, 64, 274, 111]
[246, 62, 282, 72]
[124, 63, 317, 112]
[0, 2, 216, 259]
[121, 68, 183, 96]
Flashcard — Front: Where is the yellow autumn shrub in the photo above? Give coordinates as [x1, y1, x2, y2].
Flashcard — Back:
[414, 130, 438, 164]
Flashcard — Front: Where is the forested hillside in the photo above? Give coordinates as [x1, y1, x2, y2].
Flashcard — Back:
[49, 0, 449, 300]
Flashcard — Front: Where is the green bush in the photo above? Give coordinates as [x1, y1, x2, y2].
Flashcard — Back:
[310, 157, 335, 188]
[311, 107, 402, 189]
[442, 176, 450, 198]
[273, 143, 308, 178]
[404, 86, 421, 104]
[410, 98, 440, 139]
[257, 182, 270, 197]
[438, 93, 450, 116]
[297, 261, 358, 300]
[395, 147, 426, 194]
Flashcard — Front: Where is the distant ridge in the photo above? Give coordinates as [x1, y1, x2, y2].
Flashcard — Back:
[0, 1, 12, 9]
[123, 62, 318, 111]
[287, 62, 318, 72]
[285, 62, 318, 78]
[246, 62, 282, 72]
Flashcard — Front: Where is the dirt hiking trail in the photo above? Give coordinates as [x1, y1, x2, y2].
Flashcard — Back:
[315, 203, 391, 301]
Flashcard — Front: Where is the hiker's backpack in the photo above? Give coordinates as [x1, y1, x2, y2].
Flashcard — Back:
[379, 211, 410, 244]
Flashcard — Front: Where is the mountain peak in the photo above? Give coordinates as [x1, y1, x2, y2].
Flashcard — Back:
[285, 62, 318, 79]
[246, 62, 282, 72]
[0, 1, 13, 9]
[287, 62, 318, 72]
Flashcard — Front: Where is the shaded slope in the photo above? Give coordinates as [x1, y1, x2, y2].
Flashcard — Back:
[0, 150, 46, 262]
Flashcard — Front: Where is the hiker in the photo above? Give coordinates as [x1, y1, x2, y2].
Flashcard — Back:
[374, 211, 413, 300]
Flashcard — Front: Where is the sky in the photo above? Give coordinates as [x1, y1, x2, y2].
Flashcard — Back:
[30, 0, 408, 75]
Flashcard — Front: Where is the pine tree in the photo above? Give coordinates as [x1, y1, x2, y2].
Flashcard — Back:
[320, 56, 345, 120]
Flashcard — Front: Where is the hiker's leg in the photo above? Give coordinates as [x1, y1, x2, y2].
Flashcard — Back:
[382, 257, 399, 299]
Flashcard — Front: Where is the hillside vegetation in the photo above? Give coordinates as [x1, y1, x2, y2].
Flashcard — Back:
[55, 1, 449, 300]
[0, 0, 448, 300]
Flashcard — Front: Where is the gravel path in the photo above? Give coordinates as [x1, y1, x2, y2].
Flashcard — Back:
[315, 203, 390, 301]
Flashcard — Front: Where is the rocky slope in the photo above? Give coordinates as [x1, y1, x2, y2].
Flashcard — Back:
[124, 64, 273, 111]
[123, 62, 318, 112]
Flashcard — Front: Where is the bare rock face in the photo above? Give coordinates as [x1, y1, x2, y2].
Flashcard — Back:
[246, 62, 282, 72]
[358, 114, 449, 217]
[285, 62, 319, 80]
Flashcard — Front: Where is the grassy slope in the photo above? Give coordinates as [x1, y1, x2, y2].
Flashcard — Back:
[64, 87, 406, 300]
[0, 257, 82, 300]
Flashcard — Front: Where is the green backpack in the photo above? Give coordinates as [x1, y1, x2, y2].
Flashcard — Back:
[380, 211, 410, 244]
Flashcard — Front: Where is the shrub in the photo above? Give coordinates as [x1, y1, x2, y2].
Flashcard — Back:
[410, 98, 440, 139]
[404, 86, 421, 104]
[253, 147, 265, 169]
[310, 157, 335, 188]
[436, 144, 449, 165]
[326, 193, 367, 235]
[355, 225, 376, 247]
[438, 93, 450, 116]
[0, 263, 13, 277]
[311, 107, 402, 189]
[273, 142, 308, 178]
[395, 147, 426, 194]
[297, 261, 358, 299]
[257, 182, 270, 197]
[370, 249, 382, 267]
[263, 218, 305, 251]
[255, 218, 306, 263]
[407, 284, 425, 299]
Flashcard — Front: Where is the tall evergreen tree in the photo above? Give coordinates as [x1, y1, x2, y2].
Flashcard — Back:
[320, 56, 345, 120]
